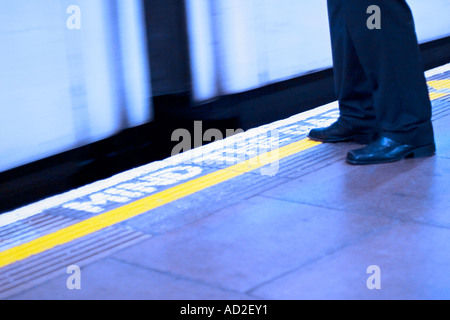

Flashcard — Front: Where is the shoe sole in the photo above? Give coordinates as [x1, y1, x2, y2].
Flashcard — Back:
[346, 143, 437, 165]
[308, 133, 378, 145]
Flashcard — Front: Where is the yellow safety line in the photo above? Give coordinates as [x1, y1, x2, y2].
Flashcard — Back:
[428, 80, 450, 90]
[0, 138, 321, 269]
[430, 92, 449, 100]
[429, 80, 450, 100]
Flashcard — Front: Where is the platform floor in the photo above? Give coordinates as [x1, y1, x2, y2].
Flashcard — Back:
[1, 64, 450, 300]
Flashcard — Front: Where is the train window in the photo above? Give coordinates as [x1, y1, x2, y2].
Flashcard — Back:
[408, 0, 450, 43]
[185, 0, 332, 102]
[0, 0, 152, 172]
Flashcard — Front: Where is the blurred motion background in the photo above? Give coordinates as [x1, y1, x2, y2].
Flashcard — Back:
[0, 0, 449, 213]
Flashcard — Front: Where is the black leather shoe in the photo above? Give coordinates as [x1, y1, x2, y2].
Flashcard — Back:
[308, 121, 378, 144]
[347, 136, 436, 165]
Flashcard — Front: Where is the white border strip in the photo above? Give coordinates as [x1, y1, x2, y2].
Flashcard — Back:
[425, 63, 450, 78]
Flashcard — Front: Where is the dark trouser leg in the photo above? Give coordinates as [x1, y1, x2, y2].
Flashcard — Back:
[327, 0, 378, 133]
[336, 0, 434, 146]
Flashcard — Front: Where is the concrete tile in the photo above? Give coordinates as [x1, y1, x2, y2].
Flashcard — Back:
[380, 157, 450, 226]
[9, 258, 254, 300]
[433, 119, 450, 159]
[112, 196, 393, 293]
[262, 156, 450, 226]
[119, 173, 288, 235]
[252, 222, 450, 300]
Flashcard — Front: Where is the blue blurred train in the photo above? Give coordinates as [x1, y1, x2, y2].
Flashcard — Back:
[0, 0, 449, 212]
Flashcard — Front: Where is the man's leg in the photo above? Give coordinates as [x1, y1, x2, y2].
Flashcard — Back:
[308, 0, 379, 144]
[341, 0, 435, 146]
[327, 0, 378, 132]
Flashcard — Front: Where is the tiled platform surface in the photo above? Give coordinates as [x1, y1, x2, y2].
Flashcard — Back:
[1, 64, 450, 300]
